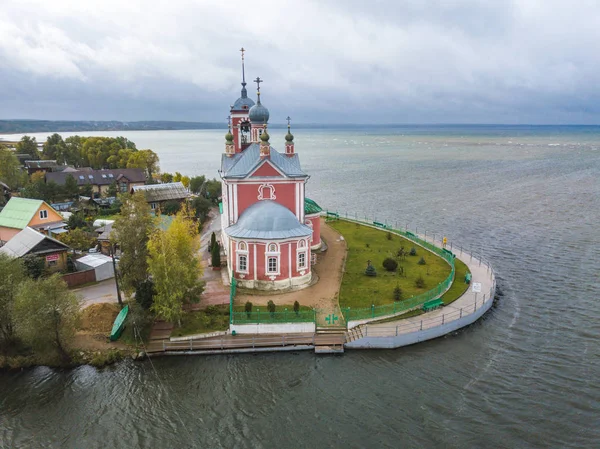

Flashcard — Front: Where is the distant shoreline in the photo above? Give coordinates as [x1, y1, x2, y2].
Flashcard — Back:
[1, 120, 599, 136]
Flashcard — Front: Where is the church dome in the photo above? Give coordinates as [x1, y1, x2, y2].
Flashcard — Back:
[225, 201, 312, 239]
[232, 94, 255, 111]
[249, 101, 270, 124]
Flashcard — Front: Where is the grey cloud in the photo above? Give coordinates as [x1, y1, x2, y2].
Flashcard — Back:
[1, 0, 599, 124]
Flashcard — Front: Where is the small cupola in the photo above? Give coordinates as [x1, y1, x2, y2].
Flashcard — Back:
[260, 126, 271, 159]
[285, 116, 295, 157]
[225, 116, 235, 157]
[249, 77, 270, 142]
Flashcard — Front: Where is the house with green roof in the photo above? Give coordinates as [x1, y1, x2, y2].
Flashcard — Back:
[0, 197, 66, 244]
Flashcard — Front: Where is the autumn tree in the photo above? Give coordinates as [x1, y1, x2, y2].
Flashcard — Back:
[13, 275, 81, 361]
[112, 192, 155, 296]
[147, 206, 202, 325]
[0, 254, 26, 349]
[43, 133, 67, 163]
[126, 149, 159, 179]
[160, 172, 174, 183]
[189, 175, 206, 194]
[0, 146, 27, 190]
[64, 174, 79, 198]
[16, 136, 40, 160]
[58, 228, 96, 251]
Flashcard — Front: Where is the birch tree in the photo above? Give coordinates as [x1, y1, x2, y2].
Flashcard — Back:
[147, 207, 202, 325]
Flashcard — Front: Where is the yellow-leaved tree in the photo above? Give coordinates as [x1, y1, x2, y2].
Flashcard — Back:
[147, 205, 203, 325]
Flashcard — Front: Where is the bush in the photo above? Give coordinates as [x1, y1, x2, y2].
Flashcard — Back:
[267, 300, 276, 317]
[409, 247, 417, 256]
[162, 200, 181, 215]
[209, 232, 216, 253]
[396, 247, 406, 259]
[382, 257, 398, 272]
[205, 305, 220, 316]
[418, 256, 426, 265]
[293, 300, 300, 316]
[365, 263, 377, 277]
[211, 242, 221, 267]
[393, 285, 403, 301]
[386, 232, 392, 241]
[365, 243, 370, 248]
[415, 275, 426, 288]
[135, 279, 155, 310]
[244, 301, 253, 318]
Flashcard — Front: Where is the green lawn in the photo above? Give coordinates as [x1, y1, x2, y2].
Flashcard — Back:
[329, 220, 452, 309]
[170, 305, 230, 337]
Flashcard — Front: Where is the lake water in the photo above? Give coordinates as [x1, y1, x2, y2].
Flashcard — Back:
[1, 126, 599, 448]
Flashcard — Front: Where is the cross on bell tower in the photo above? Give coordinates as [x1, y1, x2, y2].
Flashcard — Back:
[254, 77, 263, 102]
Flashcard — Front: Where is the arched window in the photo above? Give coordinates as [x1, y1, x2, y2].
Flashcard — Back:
[296, 240, 308, 270]
[237, 241, 248, 273]
[266, 242, 280, 275]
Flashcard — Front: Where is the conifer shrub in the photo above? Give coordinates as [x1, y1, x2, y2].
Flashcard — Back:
[393, 285, 403, 301]
[365, 263, 377, 277]
[415, 275, 426, 288]
[267, 300, 276, 317]
[293, 300, 300, 316]
[386, 232, 393, 241]
[382, 257, 398, 272]
[418, 256, 426, 265]
[245, 301, 253, 318]
[409, 247, 417, 256]
[209, 232, 217, 253]
[211, 242, 221, 268]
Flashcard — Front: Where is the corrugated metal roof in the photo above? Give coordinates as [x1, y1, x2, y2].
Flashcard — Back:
[225, 200, 312, 240]
[221, 143, 307, 179]
[0, 197, 43, 230]
[76, 253, 113, 268]
[304, 197, 323, 215]
[46, 168, 146, 187]
[132, 182, 190, 202]
[0, 227, 68, 257]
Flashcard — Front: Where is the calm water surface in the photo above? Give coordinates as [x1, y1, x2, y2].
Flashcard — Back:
[1, 126, 599, 448]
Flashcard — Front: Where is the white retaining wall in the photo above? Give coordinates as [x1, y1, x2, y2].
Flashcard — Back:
[345, 285, 495, 349]
[230, 322, 316, 334]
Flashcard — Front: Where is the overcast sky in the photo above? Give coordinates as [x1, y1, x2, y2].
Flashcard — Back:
[1, 0, 600, 124]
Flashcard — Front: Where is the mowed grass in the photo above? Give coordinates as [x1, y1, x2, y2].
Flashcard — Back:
[329, 220, 452, 309]
[171, 305, 230, 337]
[440, 257, 470, 305]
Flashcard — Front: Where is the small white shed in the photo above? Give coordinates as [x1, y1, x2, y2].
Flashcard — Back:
[75, 254, 115, 281]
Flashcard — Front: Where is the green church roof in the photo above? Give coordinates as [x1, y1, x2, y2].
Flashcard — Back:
[304, 197, 322, 215]
[0, 197, 44, 230]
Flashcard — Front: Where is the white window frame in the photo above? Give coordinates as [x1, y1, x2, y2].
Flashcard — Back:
[265, 242, 280, 275]
[296, 239, 307, 270]
[39, 210, 48, 220]
[238, 254, 248, 273]
[267, 256, 278, 274]
[237, 241, 249, 273]
[150, 202, 157, 210]
[297, 251, 307, 269]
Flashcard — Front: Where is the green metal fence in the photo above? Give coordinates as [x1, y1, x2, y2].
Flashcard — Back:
[231, 309, 316, 324]
[330, 213, 456, 323]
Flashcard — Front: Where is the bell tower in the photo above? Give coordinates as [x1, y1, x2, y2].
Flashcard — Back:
[230, 47, 254, 153]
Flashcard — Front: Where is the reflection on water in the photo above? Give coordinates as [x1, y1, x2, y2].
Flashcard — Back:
[1, 126, 599, 448]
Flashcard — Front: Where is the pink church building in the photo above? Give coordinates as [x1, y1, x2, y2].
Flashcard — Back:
[219, 53, 322, 291]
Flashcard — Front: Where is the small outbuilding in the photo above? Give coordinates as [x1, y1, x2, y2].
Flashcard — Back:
[74, 253, 115, 281]
[0, 226, 70, 273]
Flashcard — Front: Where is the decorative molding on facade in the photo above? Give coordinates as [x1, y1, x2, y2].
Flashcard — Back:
[257, 183, 276, 200]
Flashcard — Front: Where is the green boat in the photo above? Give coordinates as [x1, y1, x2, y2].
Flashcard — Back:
[110, 305, 129, 341]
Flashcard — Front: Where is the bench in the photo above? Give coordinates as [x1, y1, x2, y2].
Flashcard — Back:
[422, 298, 444, 312]
[442, 248, 456, 258]
[373, 221, 388, 229]
[465, 273, 472, 284]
